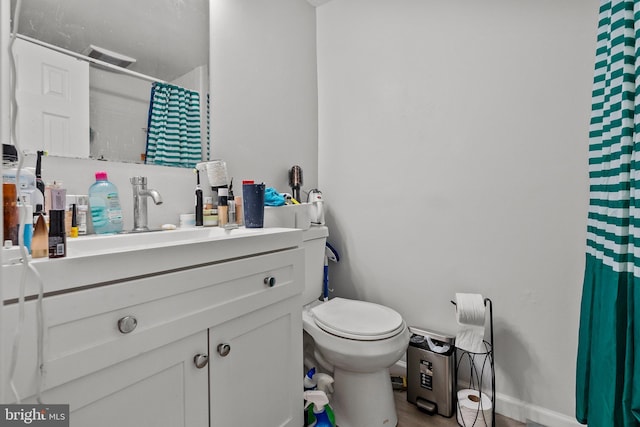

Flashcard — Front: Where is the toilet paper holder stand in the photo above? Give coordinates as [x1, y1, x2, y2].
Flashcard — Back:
[451, 298, 495, 427]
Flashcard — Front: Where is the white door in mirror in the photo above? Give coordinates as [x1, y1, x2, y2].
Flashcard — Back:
[14, 38, 90, 158]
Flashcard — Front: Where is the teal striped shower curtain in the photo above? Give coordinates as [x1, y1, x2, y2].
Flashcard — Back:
[145, 82, 202, 168]
[576, 1, 640, 425]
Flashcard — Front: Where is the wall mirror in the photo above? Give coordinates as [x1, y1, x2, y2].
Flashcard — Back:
[9, 0, 209, 166]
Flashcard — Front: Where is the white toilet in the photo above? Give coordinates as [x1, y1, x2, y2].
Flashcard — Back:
[302, 226, 410, 427]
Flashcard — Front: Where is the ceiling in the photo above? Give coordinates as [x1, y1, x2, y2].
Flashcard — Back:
[11, 0, 209, 82]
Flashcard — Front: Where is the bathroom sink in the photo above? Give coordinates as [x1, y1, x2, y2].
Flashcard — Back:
[66, 226, 264, 256]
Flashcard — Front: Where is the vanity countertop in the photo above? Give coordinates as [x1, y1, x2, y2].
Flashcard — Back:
[2, 226, 302, 303]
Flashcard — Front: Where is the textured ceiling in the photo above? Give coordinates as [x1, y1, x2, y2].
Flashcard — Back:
[11, 0, 209, 82]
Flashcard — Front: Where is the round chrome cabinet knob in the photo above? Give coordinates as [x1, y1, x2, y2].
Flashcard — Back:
[217, 343, 231, 357]
[193, 354, 209, 369]
[117, 316, 138, 334]
[264, 276, 276, 287]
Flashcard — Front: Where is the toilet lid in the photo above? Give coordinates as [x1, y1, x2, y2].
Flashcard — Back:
[311, 298, 405, 341]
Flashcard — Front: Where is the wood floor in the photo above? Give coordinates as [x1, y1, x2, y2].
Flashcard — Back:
[393, 390, 525, 427]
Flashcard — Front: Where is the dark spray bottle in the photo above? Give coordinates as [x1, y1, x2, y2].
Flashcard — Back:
[35, 150, 46, 214]
[48, 187, 66, 258]
[48, 210, 66, 258]
[195, 170, 203, 226]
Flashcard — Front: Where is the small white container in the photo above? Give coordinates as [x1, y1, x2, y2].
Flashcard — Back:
[179, 213, 196, 228]
[264, 204, 311, 230]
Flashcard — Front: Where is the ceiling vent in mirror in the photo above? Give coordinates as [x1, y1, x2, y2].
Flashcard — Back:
[82, 45, 137, 68]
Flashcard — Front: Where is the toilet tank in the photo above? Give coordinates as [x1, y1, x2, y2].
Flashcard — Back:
[301, 226, 329, 305]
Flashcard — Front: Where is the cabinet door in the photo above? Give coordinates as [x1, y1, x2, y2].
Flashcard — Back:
[209, 298, 303, 427]
[23, 331, 209, 427]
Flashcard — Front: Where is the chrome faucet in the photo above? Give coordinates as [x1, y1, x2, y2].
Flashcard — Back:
[130, 176, 163, 232]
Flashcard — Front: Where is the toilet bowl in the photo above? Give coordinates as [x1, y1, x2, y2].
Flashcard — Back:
[303, 298, 410, 427]
[301, 226, 410, 427]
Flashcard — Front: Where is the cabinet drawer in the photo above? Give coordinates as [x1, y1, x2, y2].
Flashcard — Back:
[2, 248, 304, 399]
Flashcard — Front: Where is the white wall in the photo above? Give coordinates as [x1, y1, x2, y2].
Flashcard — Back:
[210, 0, 319, 196]
[316, 0, 598, 425]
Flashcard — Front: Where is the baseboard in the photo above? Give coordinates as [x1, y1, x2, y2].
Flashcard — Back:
[495, 393, 581, 427]
[390, 360, 581, 427]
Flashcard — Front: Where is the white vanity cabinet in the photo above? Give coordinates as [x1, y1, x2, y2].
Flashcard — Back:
[1, 228, 304, 427]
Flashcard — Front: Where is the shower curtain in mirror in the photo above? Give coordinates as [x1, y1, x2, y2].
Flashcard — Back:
[576, 1, 640, 425]
[145, 82, 202, 168]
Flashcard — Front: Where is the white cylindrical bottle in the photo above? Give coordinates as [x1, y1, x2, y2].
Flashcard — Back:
[76, 196, 89, 235]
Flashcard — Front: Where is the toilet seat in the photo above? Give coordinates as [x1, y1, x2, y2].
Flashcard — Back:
[311, 298, 405, 341]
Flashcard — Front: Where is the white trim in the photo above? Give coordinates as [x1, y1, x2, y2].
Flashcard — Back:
[495, 392, 582, 427]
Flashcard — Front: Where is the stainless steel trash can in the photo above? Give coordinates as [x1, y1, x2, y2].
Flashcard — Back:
[406, 327, 456, 417]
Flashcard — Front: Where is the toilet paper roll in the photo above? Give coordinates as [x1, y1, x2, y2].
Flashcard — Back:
[454, 293, 486, 353]
[456, 389, 493, 427]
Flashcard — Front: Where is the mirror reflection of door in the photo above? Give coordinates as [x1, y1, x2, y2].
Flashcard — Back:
[10, 0, 209, 165]
[14, 38, 90, 158]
